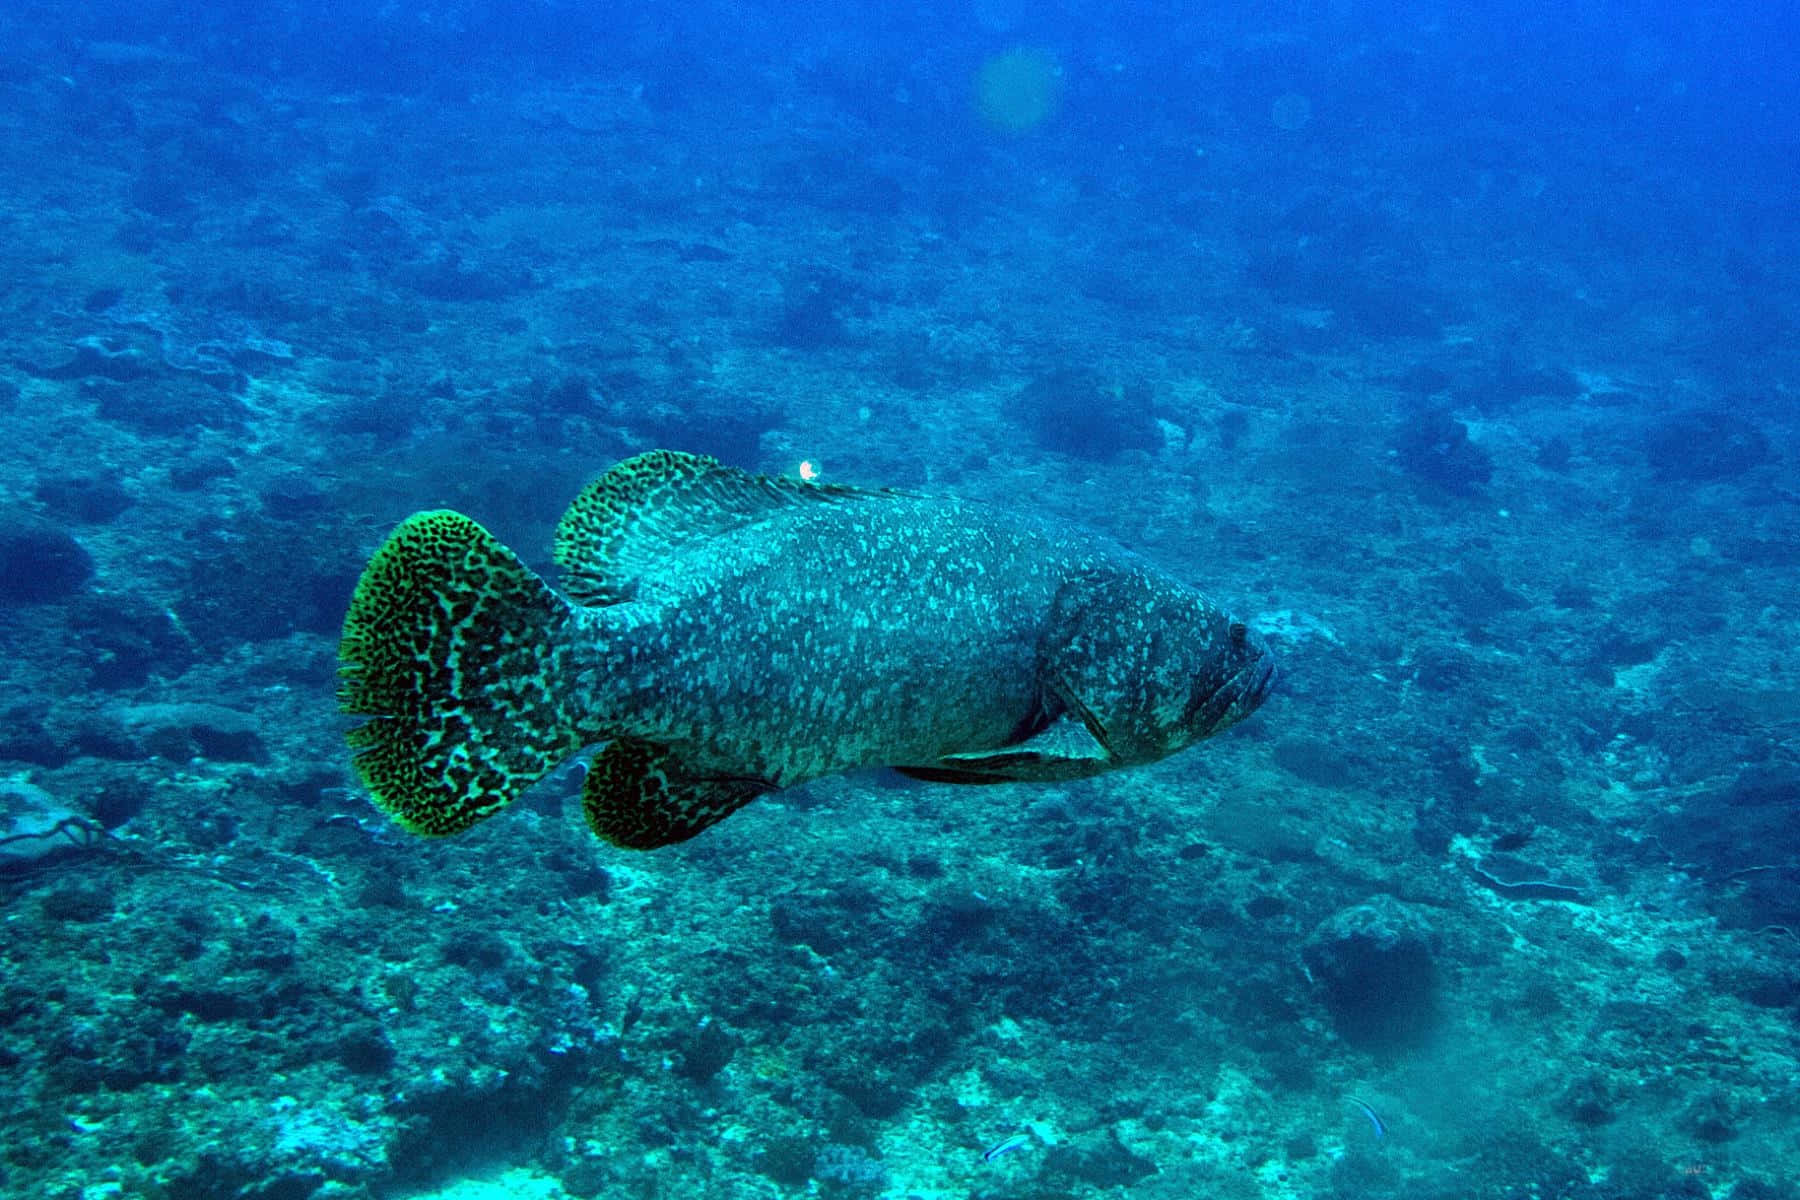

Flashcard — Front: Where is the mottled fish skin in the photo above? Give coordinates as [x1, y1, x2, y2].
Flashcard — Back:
[566, 493, 1267, 790]
[571, 496, 1067, 784]
[338, 451, 1274, 847]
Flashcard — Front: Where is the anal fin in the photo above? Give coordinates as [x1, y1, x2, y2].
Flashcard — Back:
[583, 739, 772, 849]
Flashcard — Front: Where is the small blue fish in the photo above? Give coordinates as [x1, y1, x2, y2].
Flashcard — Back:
[983, 1133, 1031, 1163]
[1348, 1096, 1387, 1140]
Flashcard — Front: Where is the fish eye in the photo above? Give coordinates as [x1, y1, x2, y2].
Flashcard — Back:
[1229, 621, 1247, 647]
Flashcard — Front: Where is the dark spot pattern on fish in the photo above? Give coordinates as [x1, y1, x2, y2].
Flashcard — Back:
[338, 451, 1275, 847]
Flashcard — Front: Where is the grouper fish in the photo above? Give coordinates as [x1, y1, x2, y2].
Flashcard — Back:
[337, 450, 1274, 849]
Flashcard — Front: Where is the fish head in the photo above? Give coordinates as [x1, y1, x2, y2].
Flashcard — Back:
[1172, 605, 1276, 743]
[1043, 566, 1275, 766]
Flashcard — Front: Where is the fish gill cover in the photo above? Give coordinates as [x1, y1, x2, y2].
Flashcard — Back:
[0, 2, 1797, 1199]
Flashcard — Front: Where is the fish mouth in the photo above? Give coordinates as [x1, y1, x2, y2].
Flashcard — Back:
[1241, 655, 1276, 712]
[1186, 653, 1276, 732]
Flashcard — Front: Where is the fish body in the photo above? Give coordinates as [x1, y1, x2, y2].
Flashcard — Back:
[983, 1133, 1032, 1162]
[1349, 1097, 1387, 1139]
[338, 450, 1273, 849]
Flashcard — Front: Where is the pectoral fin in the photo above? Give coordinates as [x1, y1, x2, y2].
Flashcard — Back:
[583, 740, 772, 849]
[894, 715, 1111, 784]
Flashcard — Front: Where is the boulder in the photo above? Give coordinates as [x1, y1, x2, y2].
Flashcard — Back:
[0, 779, 102, 873]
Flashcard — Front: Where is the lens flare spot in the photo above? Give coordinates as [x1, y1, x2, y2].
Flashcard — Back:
[975, 48, 1062, 135]
[1270, 92, 1313, 132]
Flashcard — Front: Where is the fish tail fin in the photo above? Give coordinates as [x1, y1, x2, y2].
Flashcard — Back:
[337, 511, 588, 836]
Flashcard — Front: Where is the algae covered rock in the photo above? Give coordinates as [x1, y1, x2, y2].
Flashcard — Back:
[1394, 408, 1492, 494]
[1644, 408, 1770, 482]
[0, 518, 94, 604]
[1008, 367, 1162, 460]
[112, 701, 269, 762]
[1302, 895, 1441, 1051]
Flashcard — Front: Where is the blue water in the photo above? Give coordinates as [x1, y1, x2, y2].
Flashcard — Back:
[1, 2, 1796, 1197]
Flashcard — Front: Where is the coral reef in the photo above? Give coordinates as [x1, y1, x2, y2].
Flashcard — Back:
[0, 4, 1794, 1198]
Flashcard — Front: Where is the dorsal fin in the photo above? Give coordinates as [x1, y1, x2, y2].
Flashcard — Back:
[552, 449, 900, 605]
